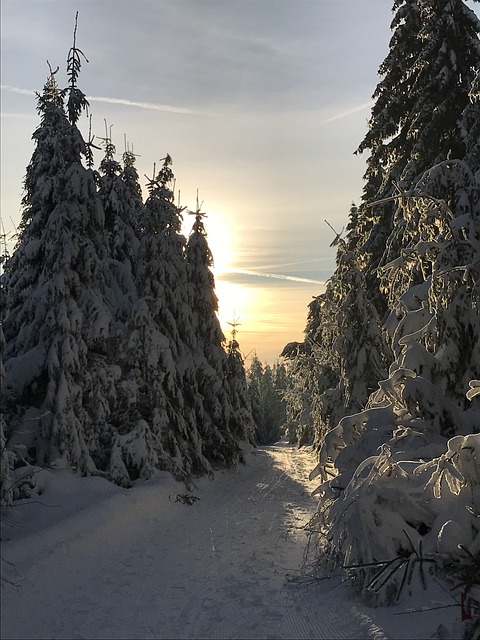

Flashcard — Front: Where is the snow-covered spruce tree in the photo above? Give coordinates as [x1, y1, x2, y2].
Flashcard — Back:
[185, 198, 243, 467]
[333, 242, 390, 416]
[96, 134, 141, 360]
[2, 54, 114, 473]
[96, 131, 141, 278]
[272, 360, 295, 443]
[377, 163, 480, 411]
[121, 145, 144, 239]
[308, 0, 480, 444]
[356, 0, 480, 314]
[286, 0, 480, 448]
[355, 0, 423, 298]
[282, 207, 389, 449]
[380, 1, 480, 286]
[247, 355, 265, 442]
[90, 131, 157, 481]
[282, 244, 349, 448]
[259, 362, 288, 444]
[225, 321, 253, 448]
[305, 216, 387, 442]
[132, 157, 209, 481]
[297, 1, 480, 605]
[272, 361, 290, 422]
[282, 292, 340, 447]
[308, 205, 480, 604]
[307, 142, 480, 607]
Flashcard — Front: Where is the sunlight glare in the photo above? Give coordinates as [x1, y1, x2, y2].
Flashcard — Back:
[215, 280, 255, 336]
[183, 205, 234, 277]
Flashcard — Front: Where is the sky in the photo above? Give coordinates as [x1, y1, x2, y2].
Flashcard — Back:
[1, 0, 398, 364]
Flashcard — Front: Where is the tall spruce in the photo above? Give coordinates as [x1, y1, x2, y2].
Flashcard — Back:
[95, 131, 140, 379]
[134, 158, 208, 479]
[2, 55, 112, 472]
[293, 0, 480, 602]
[225, 320, 254, 447]
[185, 198, 240, 467]
[356, 0, 480, 309]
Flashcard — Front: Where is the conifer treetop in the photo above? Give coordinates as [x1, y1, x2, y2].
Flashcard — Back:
[122, 136, 140, 168]
[36, 62, 64, 115]
[227, 315, 241, 338]
[98, 121, 116, 162]
[188, 190, 208, 233]
[66, 12, 89, 125]
[187, 192, 214, 268]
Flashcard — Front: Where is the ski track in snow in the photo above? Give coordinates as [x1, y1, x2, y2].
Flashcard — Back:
[1, 443, 391, 640]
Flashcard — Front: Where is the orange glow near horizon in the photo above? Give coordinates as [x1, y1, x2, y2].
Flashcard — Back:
[215, 279, 255, 331]
[215, 277, 325, 365]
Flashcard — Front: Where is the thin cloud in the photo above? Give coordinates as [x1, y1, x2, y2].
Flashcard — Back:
[1, 84, 206, 116]
[319, 100, 374, 125]
[235, 269, 325, 285]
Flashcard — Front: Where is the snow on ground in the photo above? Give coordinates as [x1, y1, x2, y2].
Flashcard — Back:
[1, 443, 466, 639]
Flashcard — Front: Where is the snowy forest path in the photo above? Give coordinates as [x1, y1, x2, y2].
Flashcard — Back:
[2, 443, 390, 639]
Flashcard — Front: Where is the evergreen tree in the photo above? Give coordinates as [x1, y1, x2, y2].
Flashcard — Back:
[333, 242, 390, 416]
[134, 158, 208, 479]
[356, 0, 480, 310]
[261, 363, 288, 443]
[287, 0, 480, 447]
[357, 0, 423, 204]
[2, 63, 112, 473]
[65, 13, 89, 128]
[308, 169, 480, 600]
[185, 198, 239, 467]
[226, 320, 254, 447]
[97, 130, 140, 276]
[91, 130, 152, 480]
[247, 355, 266, 441]
[95, 131, 141, 374]
[295, 1, 480, 603]
[2, 27, 260, 491]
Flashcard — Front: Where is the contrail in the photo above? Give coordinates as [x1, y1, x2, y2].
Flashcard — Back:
[319, 100, 373, 125]
[0, 112, 36, 120]
[248, 256, 332, 271]
[1, 84, 205, 116]
[86, 95, 206, 116]
[235, 269, 324, 285]
[1, 84, 35, 96]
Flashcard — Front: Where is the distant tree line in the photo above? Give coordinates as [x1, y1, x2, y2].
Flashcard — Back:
[246, 355, 289, 445]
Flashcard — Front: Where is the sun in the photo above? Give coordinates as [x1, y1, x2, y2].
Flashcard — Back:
[214, 279, 255, 334]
